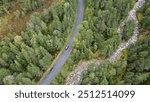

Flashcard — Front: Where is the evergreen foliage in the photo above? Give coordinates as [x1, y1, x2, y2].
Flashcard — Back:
[0, 0, 77, 84]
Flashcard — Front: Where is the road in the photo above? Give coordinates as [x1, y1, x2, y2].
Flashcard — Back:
[39, 0, 84, 85]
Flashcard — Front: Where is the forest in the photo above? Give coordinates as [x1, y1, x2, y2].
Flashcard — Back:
[81, 0, 150, 85]
[0, 0, 44, 17]
[0, 0, 149, 85]
[51, 0, 136, 84]
[0, 0, 77, 84]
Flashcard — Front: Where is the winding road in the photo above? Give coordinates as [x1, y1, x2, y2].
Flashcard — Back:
[39, 0, 84, 85]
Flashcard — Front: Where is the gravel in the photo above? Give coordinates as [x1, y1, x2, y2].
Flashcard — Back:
[66, 0, 146, 85]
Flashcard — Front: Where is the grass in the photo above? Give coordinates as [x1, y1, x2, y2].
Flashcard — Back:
[0, 0, 76, 85]
[0, 0, 53, 40]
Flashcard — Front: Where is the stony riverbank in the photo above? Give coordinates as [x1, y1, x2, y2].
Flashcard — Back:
[66, 0, 146, 85]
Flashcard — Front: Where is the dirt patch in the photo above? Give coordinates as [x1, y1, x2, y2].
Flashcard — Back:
[0, 0, 53, 40]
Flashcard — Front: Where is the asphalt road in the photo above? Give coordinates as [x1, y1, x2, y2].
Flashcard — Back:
[39, 0, 84, 85]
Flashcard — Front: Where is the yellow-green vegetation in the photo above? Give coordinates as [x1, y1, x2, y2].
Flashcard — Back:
[0, 0, 53, 40]
[137, 12, 143, 21]
[38, 0, 78, 84]
[81, 0, 150, 85]
[0, 0, 78, 84]
[38, 30, 75, 84]
[51, 0, 135, 85]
